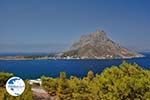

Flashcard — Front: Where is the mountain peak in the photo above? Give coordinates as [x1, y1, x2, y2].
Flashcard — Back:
[92, 29, 106, 37]
[89, 29, 108, 42]
[72, 29, 109, 50]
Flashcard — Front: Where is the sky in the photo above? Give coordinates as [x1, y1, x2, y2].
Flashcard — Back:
[0, 0, 150, 53]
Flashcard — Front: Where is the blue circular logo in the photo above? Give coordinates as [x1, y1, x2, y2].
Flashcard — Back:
[6, 77, 25, 96]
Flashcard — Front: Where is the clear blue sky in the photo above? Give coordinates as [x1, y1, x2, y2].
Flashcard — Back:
[0, 0, 150, 53]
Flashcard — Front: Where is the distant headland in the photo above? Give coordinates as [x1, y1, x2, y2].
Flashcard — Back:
[0, 30, 144, 60]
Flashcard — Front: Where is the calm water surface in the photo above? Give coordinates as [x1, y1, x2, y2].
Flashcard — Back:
[0, 53, 150, 79]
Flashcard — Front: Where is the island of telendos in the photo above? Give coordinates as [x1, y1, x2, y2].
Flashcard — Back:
[61, 29, 143, 59]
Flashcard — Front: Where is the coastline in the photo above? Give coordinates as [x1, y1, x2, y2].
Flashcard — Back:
[0, 55, 145, 60]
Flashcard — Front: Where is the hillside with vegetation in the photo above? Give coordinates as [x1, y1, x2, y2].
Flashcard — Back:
[0, 72, 32, 100]
[1, 61, 150, 100]
[41, 61, 150, 100]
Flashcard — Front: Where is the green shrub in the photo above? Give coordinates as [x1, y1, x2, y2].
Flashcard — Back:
[0, 72, 13, 87]
[41, 61, 150, 100]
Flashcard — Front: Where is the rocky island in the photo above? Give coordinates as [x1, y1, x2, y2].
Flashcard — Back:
[61, 29, 143, 59]
[0, 30, 143, 60]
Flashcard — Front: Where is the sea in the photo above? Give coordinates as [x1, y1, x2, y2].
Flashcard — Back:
[0, 52, 150, 79]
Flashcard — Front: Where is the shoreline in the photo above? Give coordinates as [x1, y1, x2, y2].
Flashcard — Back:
[0, 55, 145, 60]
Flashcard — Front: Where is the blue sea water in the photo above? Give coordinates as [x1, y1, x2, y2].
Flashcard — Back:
[0, 53, 150, 79]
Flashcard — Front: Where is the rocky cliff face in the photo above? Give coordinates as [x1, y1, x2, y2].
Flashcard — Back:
[62, 30, 143, 59]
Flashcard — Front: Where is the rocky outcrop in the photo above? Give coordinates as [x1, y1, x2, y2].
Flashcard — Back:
[61, 29, 143, 59]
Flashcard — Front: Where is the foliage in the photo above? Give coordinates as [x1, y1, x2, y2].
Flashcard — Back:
[42, 61, 150, 100]
[0, 72, 32, 100]
[0, 72, 13, 87]
[41, 76, 58, 95]
[2, 80, 32, 100]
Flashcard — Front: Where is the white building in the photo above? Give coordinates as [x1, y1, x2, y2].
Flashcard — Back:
[29, 79, 42, 86]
